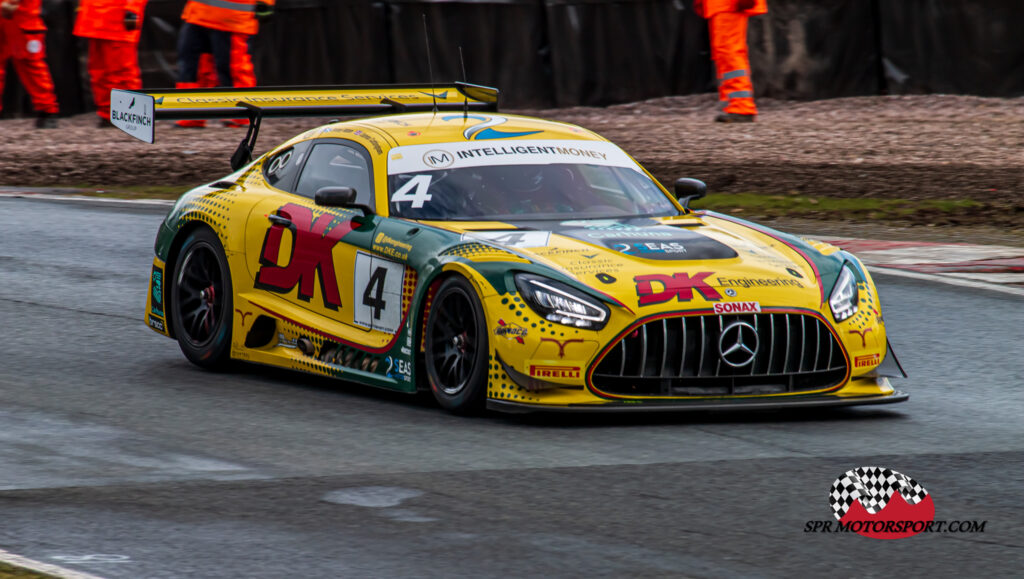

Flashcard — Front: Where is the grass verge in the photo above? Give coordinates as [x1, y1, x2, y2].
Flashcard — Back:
[0, 562, 55, 579]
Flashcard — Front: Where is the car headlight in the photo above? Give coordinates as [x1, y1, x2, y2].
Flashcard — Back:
[514, 273, 609, 330]
[829, 265, 859, 323]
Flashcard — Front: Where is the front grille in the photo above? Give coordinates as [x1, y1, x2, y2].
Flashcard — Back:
[592, 313, 847, 397]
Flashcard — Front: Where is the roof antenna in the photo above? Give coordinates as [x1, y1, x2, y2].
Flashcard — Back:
[459, 46, 468, 120]
[423, 14, 437, 113]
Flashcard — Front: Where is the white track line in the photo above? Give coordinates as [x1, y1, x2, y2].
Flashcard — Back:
[0, 192, 173, 207]
[0, 549, 107, 579]
[870, 266, 1024, 297]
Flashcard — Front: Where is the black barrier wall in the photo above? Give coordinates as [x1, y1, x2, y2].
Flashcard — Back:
[2, 0, 1022, 117]
[748, 0, 880, 99]
[879, 0, 1024, 97]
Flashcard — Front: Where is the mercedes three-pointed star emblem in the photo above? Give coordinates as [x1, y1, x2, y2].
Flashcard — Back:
[718, 321, 759, 367]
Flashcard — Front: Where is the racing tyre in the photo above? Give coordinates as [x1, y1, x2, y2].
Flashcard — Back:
[170, 227, 233, 369]
[424, 276, 489, 414]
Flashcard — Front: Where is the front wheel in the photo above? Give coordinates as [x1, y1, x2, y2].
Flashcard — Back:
[424, 276, 490, 414]
[170, 227, 233, 369]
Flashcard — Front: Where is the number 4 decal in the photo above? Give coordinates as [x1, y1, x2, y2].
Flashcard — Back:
[354, 252, 405, 333]
[391, 174, 433, 208]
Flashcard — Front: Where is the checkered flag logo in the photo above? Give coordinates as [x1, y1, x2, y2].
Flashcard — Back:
[829, 466, 929, 520]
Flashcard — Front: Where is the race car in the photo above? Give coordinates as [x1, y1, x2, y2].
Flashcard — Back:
[113, 83, 907, 413]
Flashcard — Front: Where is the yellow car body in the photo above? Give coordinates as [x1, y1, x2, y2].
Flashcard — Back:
[122, 84, 906, 413]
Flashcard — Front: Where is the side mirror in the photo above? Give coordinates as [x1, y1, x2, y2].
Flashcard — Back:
[674, 178, 707, 209]
[314, 186, 356, 207]
[314, 186, 375, 222]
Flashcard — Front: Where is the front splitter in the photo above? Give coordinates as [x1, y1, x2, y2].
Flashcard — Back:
[487, 391, 909, 414]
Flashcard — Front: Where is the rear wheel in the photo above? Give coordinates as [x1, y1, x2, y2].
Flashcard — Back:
[424, 276, 489, 414]
[170, 227, 233, 369]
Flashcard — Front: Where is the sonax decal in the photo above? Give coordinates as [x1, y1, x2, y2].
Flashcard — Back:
[713, 301, 761, 314]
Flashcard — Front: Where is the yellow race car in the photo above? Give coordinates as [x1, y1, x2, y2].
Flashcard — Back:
[113, 83, 906, 414]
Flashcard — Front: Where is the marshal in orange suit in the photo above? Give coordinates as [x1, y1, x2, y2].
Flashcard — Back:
[0, 0, 59, 128]
[694, 0, 767, 122]
[74, 0, 148, 127]
[175, 0, 274, 128]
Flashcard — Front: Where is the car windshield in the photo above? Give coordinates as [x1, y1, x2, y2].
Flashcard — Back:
[386, 140, 678, 221]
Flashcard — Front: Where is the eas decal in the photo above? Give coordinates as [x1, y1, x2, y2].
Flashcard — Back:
[385, 355, 413, 382]
[255, 203, 357, 310]
[615, 241, 687, 255]
[634, 272, 721, 306]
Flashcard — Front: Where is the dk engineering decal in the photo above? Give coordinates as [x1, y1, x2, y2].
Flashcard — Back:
[256, 203, 357, 310]
[804, 467, 986, 539]
[634, 272, 721, 305]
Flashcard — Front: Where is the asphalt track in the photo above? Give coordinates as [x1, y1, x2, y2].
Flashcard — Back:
[1, 198, 1021, 578]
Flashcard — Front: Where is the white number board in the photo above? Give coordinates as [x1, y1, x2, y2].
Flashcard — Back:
[354, 252, 405, 334]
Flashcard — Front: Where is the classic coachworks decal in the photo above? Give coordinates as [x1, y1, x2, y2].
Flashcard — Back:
[255, 203, 356, 310]
[634, 272, 722, 306]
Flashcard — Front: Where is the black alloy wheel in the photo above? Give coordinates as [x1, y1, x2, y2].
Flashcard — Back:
[170, 227, 233, 369]
[424, 276, 489, 414]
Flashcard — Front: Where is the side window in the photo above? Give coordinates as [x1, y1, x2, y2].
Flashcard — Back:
[264, 140, 312, 193]
[293, 142, 374, 206]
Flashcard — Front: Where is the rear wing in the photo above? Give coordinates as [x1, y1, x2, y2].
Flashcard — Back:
[109, 83, 499, 168]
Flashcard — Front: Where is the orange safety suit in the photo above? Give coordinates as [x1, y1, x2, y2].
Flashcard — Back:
[0, 0, 58, 114]
[177, 0, 271, 127]
[182, 0, 270, 36]
[73, 0, 149, 121]
[694, 0, 767, 116]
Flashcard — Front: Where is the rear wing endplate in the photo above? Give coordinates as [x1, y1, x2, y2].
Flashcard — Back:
[109, 82, 500, 145]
